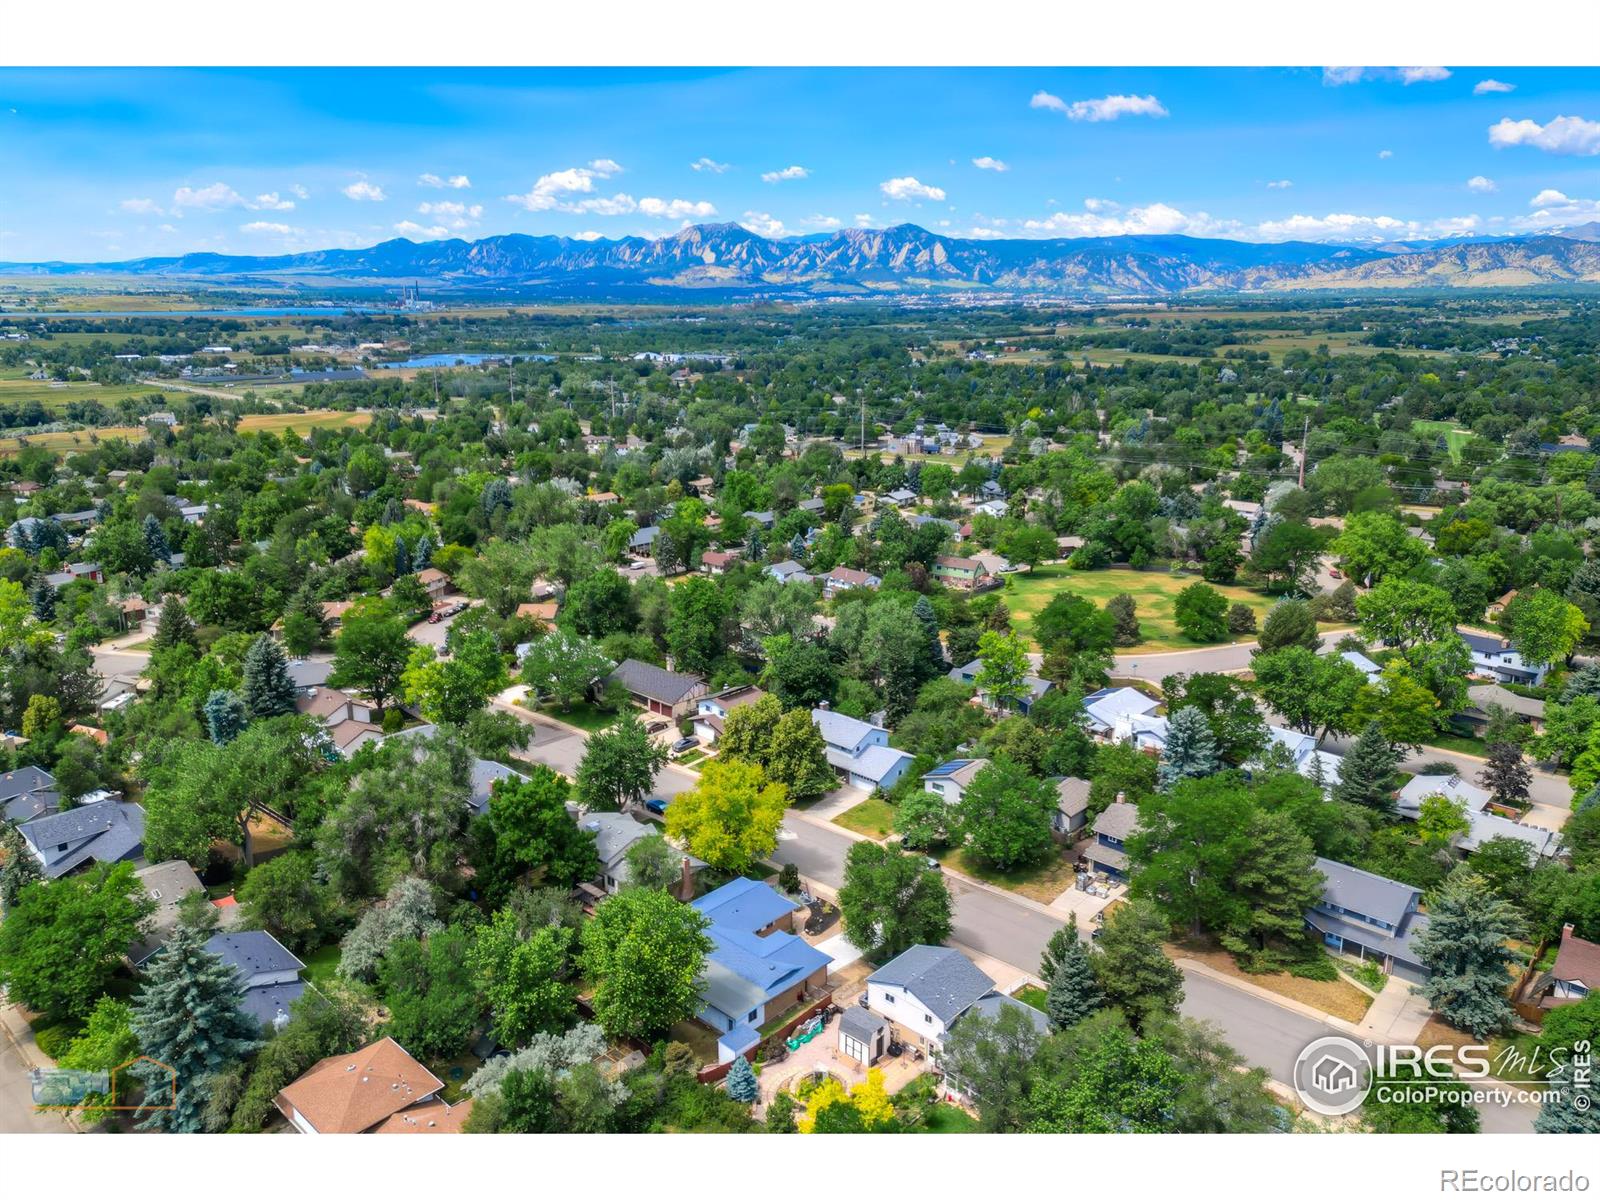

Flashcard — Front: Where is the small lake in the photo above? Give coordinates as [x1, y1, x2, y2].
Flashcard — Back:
[376, 352, 557, 369]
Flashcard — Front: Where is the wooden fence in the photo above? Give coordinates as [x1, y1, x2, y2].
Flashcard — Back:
[696, 993, 834, 1084]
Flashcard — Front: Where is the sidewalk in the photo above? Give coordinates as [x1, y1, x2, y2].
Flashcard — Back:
[1356, 975, 1431, 1043]
[0, 1002, 76, 1133]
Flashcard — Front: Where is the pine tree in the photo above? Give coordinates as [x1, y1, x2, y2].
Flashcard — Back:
[725, 1054, 759, 1103]
[912, 595, 944, 669]
[1157, 706, 1219, 789]
[1331, 721, 1399, 812]
[29, 578, 55, 622]
[788, 532, 806, 561]
[413, 533, 433, 570]
[153, 596, 197, 651]
[1039, 922, 1076, 984]
[1535, 1058, 1600, 1134]
[141, 513, 171, 564]
[393, 535, 412, 577]
[745, 530, 764, 562]
[1478, 742, 1531, 808]
[203, 690, 249, 746]
[1045, 916, 1103, 1030]
[130, 922, 260, 1131]
[241, 634, 298, 718]
[1413, 874, 1521, 1039]
[381, 496, 404, 526]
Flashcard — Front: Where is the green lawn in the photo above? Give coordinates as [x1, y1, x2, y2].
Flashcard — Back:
[911, 1104, 981, 1133]
[834, 796, 897, 838]
[301, 943, 342, 989]
[1421, 730, 1488, 758]
[1411, 419, 1474, 462]
[1014, 985, 1048, 1012]
[1003, 564, 1303, 652]
[933, 845, 1078, 906]
[538, 701, 622, 733]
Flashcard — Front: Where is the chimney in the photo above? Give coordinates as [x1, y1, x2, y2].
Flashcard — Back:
[1563, 923, 1574, 941]
[1115, 791, 1125, 805]
[678, 855, 695, 902]
[818, 700, 830, 711]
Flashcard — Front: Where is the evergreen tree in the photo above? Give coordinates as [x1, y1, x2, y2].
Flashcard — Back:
[912, 595, 944, 668]
[1045, 917, 1104, 1030]
[1091, 899, 1184, 1031]
[1535, 1057, 1600, 1134]
[29, 578, 55, 622]
[241, 634, 298, 719]
[745, 529, 763, 561]
[381, 496, 405, 526]
[142, 513, 171, 564]
[788, 532, 806, 561]
[393, 535, 411, 578]
[1331, 721, 1400, 812]
[1413, 874, 1521, 1039]
[1157, 706, 1219, 789]
[203, 689, 249, 746]
[1039, 922, 1076, 984]
[1106, 594, 1140, 647]
[130, 922, 261, 1132]
[0, 822, 41, 912]
[153, 596, 197, 651]
[413, 533, 433, 570]
[1478, 742, 1531, 808]
[1218, 810, 1323, 966]
[725, 1054, 759, 1103]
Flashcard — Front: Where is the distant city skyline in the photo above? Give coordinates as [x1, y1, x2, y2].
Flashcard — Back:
[1, 66, 1597, 260]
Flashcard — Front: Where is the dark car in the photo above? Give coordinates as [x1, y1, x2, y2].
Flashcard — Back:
[670, 736, 697, 755]
[644, 796, 670, 816]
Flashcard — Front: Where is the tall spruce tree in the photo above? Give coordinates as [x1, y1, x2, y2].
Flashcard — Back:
[203, 690, 249, 746]
[1535, 1058, 1600, 1134]
[130, 922, 260, 1131]
[241, 634, 298, 718]
[1157, 706, 1219, 790]
[142, 513, 171, 564]
[393, 536, 412, 578]
[413, 533, 433, 570]
[153, 596, 197, 651]
[1045, 916, 1104, 1030]
[1413, 874, 1521, 1039]
[29, 578, 55, 622]
[725, 1054, 759, 1103]
[1331, 721, 1400, 812]
[912, 595, 944, 668]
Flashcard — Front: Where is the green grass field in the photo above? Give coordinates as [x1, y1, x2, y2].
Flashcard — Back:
[834, 796, 897, 838]
[1411, 419, 1474, 462]
[1004, 564, 1295, 651]
[0, 376, 168, 409]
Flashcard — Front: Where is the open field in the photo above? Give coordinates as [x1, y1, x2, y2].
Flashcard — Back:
[1412, 419, 1474, 461]
[0, 425, 150, 456]
[0, 376, 167, 409]
[843, 432, 1011, 464]
[1004, 564, 1305, 651]
[235, 409, 370, 435]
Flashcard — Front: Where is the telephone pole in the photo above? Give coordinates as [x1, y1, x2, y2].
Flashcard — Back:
[1297, 416, 1309, 489]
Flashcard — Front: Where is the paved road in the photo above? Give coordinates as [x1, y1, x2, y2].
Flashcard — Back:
[1112, 630, 1349, 682]
[1319, 733, 1573, 811]
[495, 700, 698, 800]
[0, 1009, 66, 1134]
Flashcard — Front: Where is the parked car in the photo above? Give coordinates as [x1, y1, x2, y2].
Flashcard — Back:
[669, 736, 697, 755]
[645, 719, 670, 734]
[644, 796, 670, 816]
[427, 611, 443, 624]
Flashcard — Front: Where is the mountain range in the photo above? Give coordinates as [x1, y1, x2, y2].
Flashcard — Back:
[6, 222, 1600, 296]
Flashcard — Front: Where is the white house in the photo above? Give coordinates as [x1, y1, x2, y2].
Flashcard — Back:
[1459, 628, 1549, 687]
[922, 758, 988, 805]
[812, 707, 913, 792]
[692, 685, 767, 745]
[1082, 686, 1161, 737]
[865, 945, 1047, 1051]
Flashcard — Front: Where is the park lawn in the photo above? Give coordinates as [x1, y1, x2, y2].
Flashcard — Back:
[834, 796, 897, 839]
[538, 700, 621, 733]
[1003, 564, 1295, 652]
[1411, 419, 1474, 462]
[235, 409, 370, 436]
[0, 424, 151, 457]
[1419, 730, 1488, 759]
[935, 845, 1077, 906]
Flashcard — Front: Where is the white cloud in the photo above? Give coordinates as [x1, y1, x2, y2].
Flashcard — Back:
[571, 230, 603, 241]
[1267, 179, 1293, 189]
[504, 162, 630, 212]
[1034, 92, 1168, 122]
[172, 182, 246, 212]
[741, 211, 787, 237]
[853, 213, 873, 226]
[588, 159, 623, 176]
[1488, 115, 1600, 156]
[1024, 201, 1229, 238]
[393, 221, 450, 240]
[119, 198, 164, 216]
[638, 197, 717, 220]
[880, 176, 946, 202]
[760, 165, 808, 183]
[417, 201, 484, 229]
[418, 173, 472, 189]
[252, 192, 295, 211]
[1083, 197, 1119, 213]
[342, 180, 387, 202]
[1378, 149, 1394, 159]
[1251, 211, 1481, 241]
[967, 227, 1006, 239]
[1474, 79, 1515, 95]
[290, 184, 310, 199]
[805, 214, 842, 230]
[1531, 188, 1571, 207]
[1466, 175, 1497, 193]
[691, 157, 730, 174]
[239, 221, 298, 235]
[1400, 67, 1452, 84]
[158, 224, 177, 234]
[1324, 67, 1451, 86]
[1523, 189, 1600, 230]
[971, 156, 1009, 172]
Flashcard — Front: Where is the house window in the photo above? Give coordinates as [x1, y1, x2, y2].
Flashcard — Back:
[883, 993, 894, 1003]
[924, 1014, 933, 1024]
[748, 1009, 759, 1022]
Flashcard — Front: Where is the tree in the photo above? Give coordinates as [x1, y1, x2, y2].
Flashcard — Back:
[1505, 589, 1589, 668]
[130, 921, 261, 1132]
[664, 758, 786, 873]
[1157, 706, 1219, 790]
[1352, 662, 1440, 750]
[1363, 1062, 1481, 1133]
[974, 628, 1030, 712]
[1256, 598, 1320, 652]
[0, 863, 154, 1022]
[1536, 1055, 1600, 1135]
[338, 877, 443, 982]
[1203, 538, 1243, 585]
[562, 569, 636, 638]
[1033, 591, 1115, 654]
[955, 757, 1056, 872]
[1250, 520, 1325, 593]
[764, 707, 837, 801]
[485, 768, 600, 889]
[580, 887, 712, 1040]
[0, 822, 42, 912]
[203, 688, 248, 745]
[1414, 874, 1521, 1039]
[1039, 922, 1077, 985]
[470, 908, 578, 1046]
[1331, 511, 1427, 585]
[893, 787, 958, 851]
[938, 1002, 1045, 1132]
[1091, 899, 1184, 1030]
[1225, 603, 1256, 636]
[29, 577, 55, 623]
[141, 512, 171, 563]
[328, 601, 414, 713]
[1356, 578, 1457, 650]
[1024, 1014, 1186, 1133]
[1479, 742, 1532, 809]
[575, 714, 668, 812]
[622, 833, 681, 891]
[725, 1054, 760, 1103]
[520, 631, 613, 711]
[1045, 917, 1104, 1029]
[55, 997, 138, 1125]
[1416, 792, 1471, 849]
[240, 634, 297, 718]
[1332, 721, 1401, 811]
[235, 850, 334, 953]
[380, 926, 481, 1060]
[1219, 810, 1323, 965]
[665, 576, 729, 676]
[1106, 594, 1141, 647]
[1251, 647, 1366, 740]
[1173, 582, 1228, 643]
[837, 841, 953, 962]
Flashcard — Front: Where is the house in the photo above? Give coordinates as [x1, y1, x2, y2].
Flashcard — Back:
[1488, 589, 1518, 618]
[970, 551, 1012, 576]
[821, 565, 881, 600]
[606, 658, 707, 719]
[766, 559, 810, 585]
[579, 810, 704, 893]
[276, 1037, 467, 1134]
[0, 765, 58, 825]
[864, 944, 1047, 1051]
[628, 526, 660, 557]
[979, 479, 1006, 501]
[812, 707, 914, 792]
[128, 860, 208, 963]
[1456, 684, 1546, 733]
[513, 600, 560, 625]
[415, 567, 450, 601]
[1396, 774, 1557, 858]
[1084, 800, 1139, 881]
[117, 597, 150, 631]
[923, 758, 988, 805]
[947, 657, 1052, 715]
[1397, 773, 1489, 817]
[882, 488, 917, 507]
[1111, 712, 1170, 754]
[691, 879, 830, 1040]
[797, 497, 826, 516]
[972, 499, 1008, 520]
[202, 931, 306, 1030]
[692, 685, 767, 744]
[1459, 628, 1548, 687]
[1336, 649, 1383, 683]
[297, 686, 382, 755]
[1542, 924, 1600, 1009]
[1305, 858, 1431, 981]
[467, 757, 527, 817]
[743, 510, 776, 530]
[17, 800, 145, 879]
[1082, 686, 1161, 737]
[931, 555, 985, 590]
[1053, 777, 1091, 837]
[700, 549, 737, 575]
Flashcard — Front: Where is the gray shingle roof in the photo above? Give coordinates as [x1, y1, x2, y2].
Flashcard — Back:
[868, 945, 995, 1025]
[839, 1006, 887, 1043]
[607, 658, 704, 704]
[1093, 800, 1140, 842]
[19, 800, 145, 878]
[968, 992, 1051, 1034]
[1055, 777, 1091, 817]
[205, 930, 305, 982]
[1313, 857, 1417, 928]
[0, 765, 55, 802]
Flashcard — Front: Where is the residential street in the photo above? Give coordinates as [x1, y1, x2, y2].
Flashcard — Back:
[0, 1005, 67, 1134]
[1111, 630, 1349, 682]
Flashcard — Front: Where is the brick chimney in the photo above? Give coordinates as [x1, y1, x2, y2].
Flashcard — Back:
[677, 855, 695, 902]
[1562, 923, 1575, 941]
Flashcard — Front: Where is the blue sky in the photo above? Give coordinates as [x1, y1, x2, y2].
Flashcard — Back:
[0, 67, 1597, 260]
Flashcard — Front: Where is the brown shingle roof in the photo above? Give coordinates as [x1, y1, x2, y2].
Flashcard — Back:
[1551, 926, 1600, 991]
[276, 1037, 444, 1134]
[371, 1096, 472, 1134]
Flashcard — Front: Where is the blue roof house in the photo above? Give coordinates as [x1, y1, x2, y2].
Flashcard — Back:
[203, 931, 307, 1031]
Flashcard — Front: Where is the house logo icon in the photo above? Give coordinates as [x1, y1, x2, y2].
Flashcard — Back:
[1292, 1035, 1373, 1117]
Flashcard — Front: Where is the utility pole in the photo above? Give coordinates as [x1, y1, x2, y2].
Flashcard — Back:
[859, 392, 866, 452]
[1297, 416, 1309, 489]
[433, 366, 440, 407]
